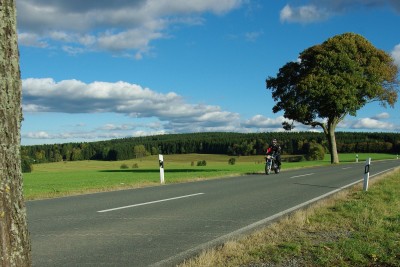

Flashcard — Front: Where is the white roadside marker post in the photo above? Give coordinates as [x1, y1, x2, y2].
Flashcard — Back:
[159, 154, 165, 184]
[363, 158, 371, 191]
[356, 154, 359, 163]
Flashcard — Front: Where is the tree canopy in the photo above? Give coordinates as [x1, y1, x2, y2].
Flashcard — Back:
[266, 32, 399, 163]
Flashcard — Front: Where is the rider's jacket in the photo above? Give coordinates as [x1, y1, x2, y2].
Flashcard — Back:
[266, 144, 281, 155]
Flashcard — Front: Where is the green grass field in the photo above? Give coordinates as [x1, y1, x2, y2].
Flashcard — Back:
[23, 153, 397, 200]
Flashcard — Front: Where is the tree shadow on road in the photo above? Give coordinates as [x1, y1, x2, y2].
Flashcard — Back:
[99, 169, 221, 173]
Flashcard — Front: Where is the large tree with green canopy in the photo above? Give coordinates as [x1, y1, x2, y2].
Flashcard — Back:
[266, 33, 399, 164]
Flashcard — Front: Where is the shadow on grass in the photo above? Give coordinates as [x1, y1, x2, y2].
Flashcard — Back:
[99, 169, 221, 173]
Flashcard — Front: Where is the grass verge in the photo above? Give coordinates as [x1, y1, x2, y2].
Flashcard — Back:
[179, 168, 400, 267]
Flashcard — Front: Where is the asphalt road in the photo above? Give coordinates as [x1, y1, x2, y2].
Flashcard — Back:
[26, 159, 400, 266]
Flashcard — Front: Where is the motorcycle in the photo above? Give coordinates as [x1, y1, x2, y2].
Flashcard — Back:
[265, 154, 280, 175]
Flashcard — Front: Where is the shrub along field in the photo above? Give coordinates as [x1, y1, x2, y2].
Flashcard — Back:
[23, 153, 396, 200]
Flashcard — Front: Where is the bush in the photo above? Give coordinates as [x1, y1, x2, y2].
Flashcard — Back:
[132, 163, 139, 168]
[120, 164, 129, 169]
[21, 158, 33, 173]
[197, 160, 207, 166]
[228, 158, 236, 165]
[306, 143, 325, 161]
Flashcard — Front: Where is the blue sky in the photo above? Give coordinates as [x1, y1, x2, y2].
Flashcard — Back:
[18, 0, 400, 145]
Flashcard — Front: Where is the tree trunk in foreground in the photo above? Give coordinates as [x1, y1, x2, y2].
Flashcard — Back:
[0, 0, 32, 266]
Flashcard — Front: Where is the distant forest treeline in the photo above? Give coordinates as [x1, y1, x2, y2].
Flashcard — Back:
[22, 132, 400, 163]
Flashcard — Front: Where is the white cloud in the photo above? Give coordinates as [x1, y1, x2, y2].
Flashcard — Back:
[18, 33, 48, 48]
[243, 115, 285, 128]
[23, 78, 308, 141]
[242, 115, 320, 132]
[350, 118, 395, 130]
[22, 78, 241, 133]
[391, 44, 400, 67]
[101, 124, 134, 131]
[372, 112, 390, 120]
[24, 131, 51, 139]
[280, 0, 400, 24]
[22, 131, 125, 141]
[62, 46, 88, 55]
[280, 4, 329, 24]
[339, 112, 398, 131]
[97, 26, 164, 52]
[17, 0, 244, 58]
[22, 103, 49, 112]
[22, 120, 170, 142]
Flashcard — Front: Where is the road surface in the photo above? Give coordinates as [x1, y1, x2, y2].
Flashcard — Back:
[27, 159, 399, 266]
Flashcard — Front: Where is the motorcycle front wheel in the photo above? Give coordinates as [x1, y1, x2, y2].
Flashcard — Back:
[265, 164, 271, 175]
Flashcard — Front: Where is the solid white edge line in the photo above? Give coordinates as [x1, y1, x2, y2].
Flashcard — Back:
[97, 193, 205, 213]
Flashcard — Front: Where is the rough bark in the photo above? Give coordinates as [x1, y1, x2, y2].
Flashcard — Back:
[327, 126, 339, 164]
[0, 0, 32, 266]
[315, 120, 339, 164]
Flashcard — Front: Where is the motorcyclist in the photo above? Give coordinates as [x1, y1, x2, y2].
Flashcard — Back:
[266, 139, 282, 169]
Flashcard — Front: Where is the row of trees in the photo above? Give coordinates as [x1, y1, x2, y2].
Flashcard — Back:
[22, 131, 400, 164]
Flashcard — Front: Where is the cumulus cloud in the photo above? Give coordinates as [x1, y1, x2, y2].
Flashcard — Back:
[243, 113, 399, 133]
[100, 124, 135, 131]
[280, 0, 400, 24]
[22, 131, 126, 141]
[22, 120, 170, 142]
[339, 112, 397, 131]
[24, 131, 51, 139]
[243, 115, 327, 132]
[18, 33, 48, 48]
[243, 115, 285, 128]
[17, 0, 244, 58]
[392, 44, 400, 67]
[351, 118, 395, 130]
[280, 4, 330, 24]
[22, 78, 241, 133]
[372, 112, 390, 120]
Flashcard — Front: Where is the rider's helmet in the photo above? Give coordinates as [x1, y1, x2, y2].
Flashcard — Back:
[272, 139, 277, 146]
